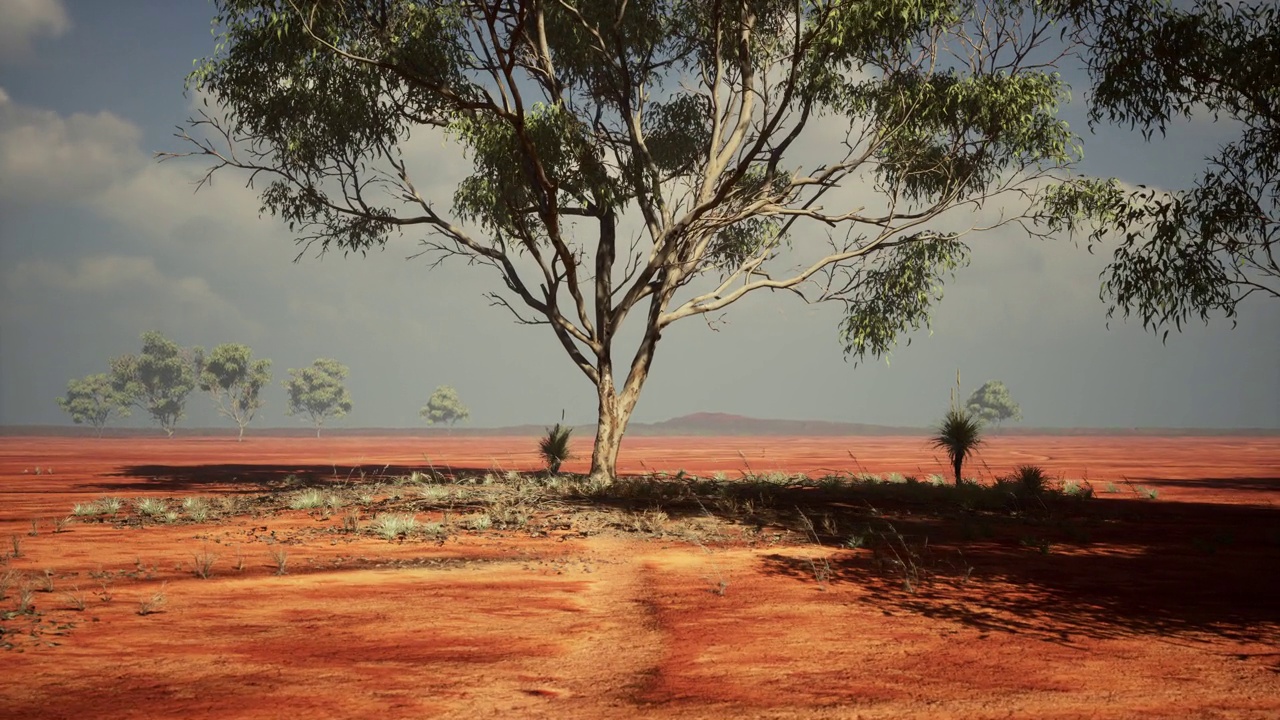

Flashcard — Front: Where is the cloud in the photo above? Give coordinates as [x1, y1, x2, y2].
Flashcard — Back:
[2, 254, 265, 339]
[0, 89, 144, 205]
[0, 0, 69, 61]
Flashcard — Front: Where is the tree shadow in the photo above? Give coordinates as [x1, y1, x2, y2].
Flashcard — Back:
[759, 495, 1280, 646]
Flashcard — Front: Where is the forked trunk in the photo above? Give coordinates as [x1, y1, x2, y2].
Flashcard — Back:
[588, 375, 645, 484]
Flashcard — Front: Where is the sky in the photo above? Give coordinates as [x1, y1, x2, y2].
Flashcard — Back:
[0, 0, 1276, 432]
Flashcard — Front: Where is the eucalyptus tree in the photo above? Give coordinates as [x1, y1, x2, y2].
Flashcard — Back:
[57, 373, 132, 436]
[110, 331, 201, 437]
[199, 343, 273, 440]
[965, 379, 1022, 428]
[421, 384, 470, 428]
[283, 358, 353, 437]
[1045, 0, 1279, 336]
[169, 0, 1090, 482]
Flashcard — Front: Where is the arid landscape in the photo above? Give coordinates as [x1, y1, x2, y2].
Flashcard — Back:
[2, 432, 1278, 719]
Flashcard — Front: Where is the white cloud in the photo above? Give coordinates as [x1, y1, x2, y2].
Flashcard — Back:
[0, 0, 69, 61]
[0, 92, 143, 204]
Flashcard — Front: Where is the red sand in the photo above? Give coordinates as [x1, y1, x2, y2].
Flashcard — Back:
[1, 435, 1278, 719]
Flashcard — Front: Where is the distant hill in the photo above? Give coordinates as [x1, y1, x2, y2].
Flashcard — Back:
[4, 412, 1277, 437]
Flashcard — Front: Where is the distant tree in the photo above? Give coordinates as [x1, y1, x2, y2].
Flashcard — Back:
[110, 331, 201, 437]
[199, 343, 272, 441]
[1045, 0, 1279, 336]
[965, 380, 1023, 428]
[420, 385, 469, 429]
[282, 359, 352, 437]
[57, 373, 131, 436]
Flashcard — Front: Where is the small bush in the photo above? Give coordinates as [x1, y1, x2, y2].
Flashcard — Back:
[1009, 465, 1049, 494]
[538, 423, 573, 474]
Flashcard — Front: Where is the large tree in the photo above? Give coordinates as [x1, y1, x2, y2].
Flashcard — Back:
[1045, 0, 1278, 337]
[169, 0, 1090, 483]
[199, 343, 273, 440]
[283, 358, 353, 437]
[57, 373, 132, 437]
[110, 331, 201, 437]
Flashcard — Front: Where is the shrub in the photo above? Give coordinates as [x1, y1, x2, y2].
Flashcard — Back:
[538, 423, 573, 474]
[1009, 464, 1049, 494]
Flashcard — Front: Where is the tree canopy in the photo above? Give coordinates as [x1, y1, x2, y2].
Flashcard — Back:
[57, 373, 131, 436]
[421, 385, 470, 427]
[283, 358, 353, 436]
[965, 379, 1022, 427]
[172, 0, 1093, 481]
[110, 331, 200, 437]
[199, 343, 273, 440]
[1045, 0, 1279, 337]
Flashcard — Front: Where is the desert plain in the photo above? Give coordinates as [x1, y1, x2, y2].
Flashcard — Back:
[1, 433, 1278, 719]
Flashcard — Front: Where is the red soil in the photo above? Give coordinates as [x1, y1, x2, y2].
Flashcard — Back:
[1, 435, 1277, 719]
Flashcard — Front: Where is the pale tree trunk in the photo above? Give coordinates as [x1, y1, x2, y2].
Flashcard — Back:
[587, 303, 663, 484]
[237, 423, 246, 442]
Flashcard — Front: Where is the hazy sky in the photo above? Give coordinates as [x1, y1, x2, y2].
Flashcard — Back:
[1, 0, 1276, 431]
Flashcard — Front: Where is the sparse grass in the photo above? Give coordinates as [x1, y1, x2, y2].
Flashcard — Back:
[53, 516, 72, 533]
[464, 514, 493, 531]
[162, 510, 180, 523]
[28, 518, 39, 536]
[341, 509, 361, 533]
[288, 488, 328, 510]
[269, 548, 289, 575]
[192, 548, 218, 579]
[72, 502, 103, 517]
[35, 569, 55, 593]
[63, 586, 86, 611]
[137, 583, 167, 615]
[182, 497, 211, 522]
[417, 485, 450, 502]
[1061, 479, 1094, 498]
[0, 569, 18, 600]
[371, 513, 419, 540]
[98, 497, 123, 514]
[1137, 486, 1160, 500]
[17, 586, 35, 614]
[9, 534, 21, 558]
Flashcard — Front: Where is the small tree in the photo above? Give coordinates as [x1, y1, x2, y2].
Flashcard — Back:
[420, 385, 469, 429]
[199, 343, 273, 441]
[57, 373, 131, 436]
[965, 380, 1022, 429]
[110, 331, 200, 437]
[283, 359, 352, 437]
[930, 372, 984, 485]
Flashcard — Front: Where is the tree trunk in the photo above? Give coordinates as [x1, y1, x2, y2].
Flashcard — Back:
[589, 376, 642, 484]
[953, 456, 963, 486]
[237, 424, 245, 442]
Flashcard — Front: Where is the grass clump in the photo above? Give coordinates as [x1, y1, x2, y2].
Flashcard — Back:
[288, 488, 328, 510]
[192, 548, 218, 579]
[370, 513, 419, 540]
[134, 498, 168, 518]
[1008, 464, 1049, 494]
[137, 583, 167, 615]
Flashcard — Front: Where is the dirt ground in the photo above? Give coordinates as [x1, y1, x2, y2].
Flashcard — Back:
[1, 434, 1278, 719]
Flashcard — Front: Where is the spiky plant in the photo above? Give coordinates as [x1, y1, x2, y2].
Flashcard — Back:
[539, 423, 573, 475]
[1010, 464, 1049, 494]
[930, 372, 984, 486]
